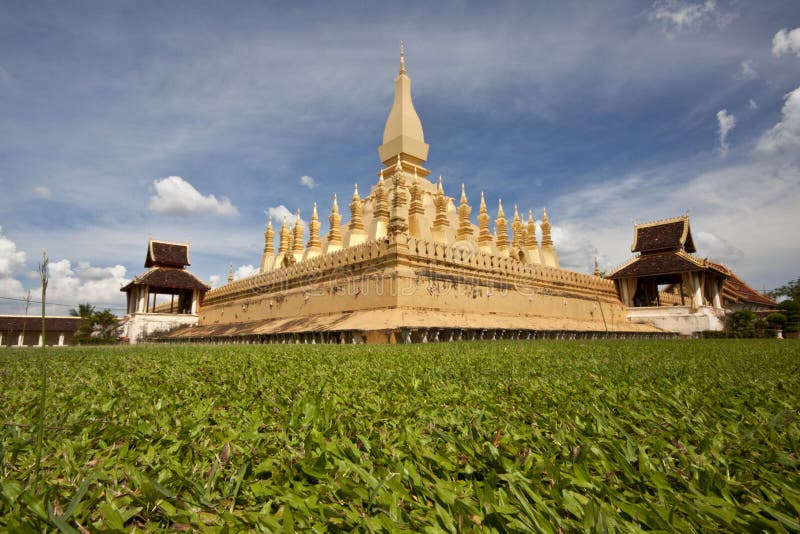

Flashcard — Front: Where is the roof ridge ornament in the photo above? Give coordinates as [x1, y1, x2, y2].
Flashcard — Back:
[400, 41, 406, 75]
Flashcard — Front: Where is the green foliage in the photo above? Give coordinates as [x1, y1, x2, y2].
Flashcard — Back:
[1, 341, 799, 531]
[765, 313, 787, 328]
[69, 304, 119, 344]
[778, 301, 800, 333]
[770, 277, 800, 303]
[725, 310, 756, 337]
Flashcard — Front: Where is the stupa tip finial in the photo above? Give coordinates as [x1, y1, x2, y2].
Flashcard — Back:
[480, 191, 486, 208]
[528, 209, 534, 221]
[543, 207, 549, 219]
[461, 183, 467, 202]
[353, 183, 360, 199]
[312, 202, 318, 217]
[498, 198, 505, 216]
[399, 41, 406, 74]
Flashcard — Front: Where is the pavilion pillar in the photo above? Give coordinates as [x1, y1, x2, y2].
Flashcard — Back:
[711, 278, 722, 309]
[137, 286, 148, 313]
[58, 333, 65, 346]
[692, 273, 702, 308]
[191, 290, 198, 314]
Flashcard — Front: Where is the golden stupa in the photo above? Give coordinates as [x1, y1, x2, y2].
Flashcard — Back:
[168, 47, 659, 343]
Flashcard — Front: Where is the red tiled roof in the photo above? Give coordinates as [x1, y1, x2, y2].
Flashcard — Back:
[121, 267, 210, 292]
[631, 216, 695, 254]
[722, 273, 777, 308]
[145, 239, 190, 268]
[0, 316, 85, 332]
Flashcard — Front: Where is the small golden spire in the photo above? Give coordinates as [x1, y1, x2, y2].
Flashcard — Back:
[511, 205, 523, 250]
[307, 202, 321, 250]
[278, 215, 290, 254]
[594, 256, 601, 277]
[388, 164, 408, 235]
[408, 168, 424, 216]
[263, 215, 274, 254]
[227, 263, 234, 284]
[433, 176, 449, 231]
[456, 183, 473, 241]
[525, 210, 538, 249]
[375, 172, 389, 222]
[292, 209, 304, 255]
[399, 41, 406, 75]
[478, 192, 492, 247]
[349, 183, 364, 231]
[541, 208, 553, 247]
[495, 199, 509, 251]
[328, 194, 342, 245]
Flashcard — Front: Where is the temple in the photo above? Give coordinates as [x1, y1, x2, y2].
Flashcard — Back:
[606, 216, 730, 335]
[163, 48, 665, 344]
[120, 239, 210, 343]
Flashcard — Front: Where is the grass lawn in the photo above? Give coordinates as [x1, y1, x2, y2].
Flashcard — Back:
[1, 340, 799, 531]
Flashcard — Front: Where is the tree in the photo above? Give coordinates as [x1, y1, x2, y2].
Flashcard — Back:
[778, 300, 800, 333]
[725, 309, 756, 337]
[69, 303, 96, 319]
[770, 277, 800, 303]
[70, 304, 119, 343]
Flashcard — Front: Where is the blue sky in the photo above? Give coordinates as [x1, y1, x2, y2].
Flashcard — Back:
[1, 0, 799, 314]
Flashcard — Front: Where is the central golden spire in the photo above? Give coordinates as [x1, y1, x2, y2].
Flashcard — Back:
[378, 44, 430, 168]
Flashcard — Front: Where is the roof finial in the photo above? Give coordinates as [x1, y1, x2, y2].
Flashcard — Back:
[399, 41, 406, 75]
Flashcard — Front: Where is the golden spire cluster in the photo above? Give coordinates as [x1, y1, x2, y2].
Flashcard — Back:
[249, 49, 561, 276]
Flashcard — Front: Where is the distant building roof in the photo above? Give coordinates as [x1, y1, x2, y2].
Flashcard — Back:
[722, 272, 777, 309]
[0, 315, 85, 332]
[631, 216, 695, 254]
[145, 239, 190, 268]
[121, 267, 210, 292]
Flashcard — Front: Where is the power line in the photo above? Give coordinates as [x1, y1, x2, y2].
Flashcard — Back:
[0, 295, 127, 311]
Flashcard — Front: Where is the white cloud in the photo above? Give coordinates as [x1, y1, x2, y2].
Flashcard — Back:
[739, 59, 756, 79]
[649, 0, 718, 37]
[716, 109, 736, 156]
[772, 28, 800, 58]
[148, 176, 238, 217]
[234, 264, 258, 280]
[299, 175, 316, 189]
[0, 226, 27, 278]
[208, 274, 221, 288]
[749, 99, 758, 111]
[693, 231, 743, 263]
[757, 86, 800, 155]
[34, 186, 52, 199]
[267, 204, 302, 226]
[0, 242, 129, 314]
[46, 259, 129, 310]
